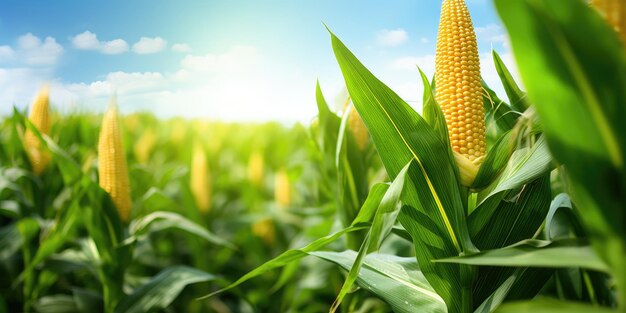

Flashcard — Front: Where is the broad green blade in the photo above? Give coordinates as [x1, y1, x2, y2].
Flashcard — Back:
[200, 224, 368, 299]
[128, 211, 234, 248]
[114, 266, 214, 313]
[482, 80, 517, 135]
[492, 51, 528, 112]
[331, 163, 409, 311]
[312, 251, 446, 313]
[494, 298, 617, 313]
[472, 131, 514, 190]
[328, 27, 475, 313]
[0, 218, 38, 261]
[34, 295, 80, 313]
[469, 175, 552, 306]
[495, 0, 626, 276]
[435, 238, 609, 273]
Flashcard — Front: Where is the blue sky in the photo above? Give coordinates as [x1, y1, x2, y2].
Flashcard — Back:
[0, 0, 514, 122]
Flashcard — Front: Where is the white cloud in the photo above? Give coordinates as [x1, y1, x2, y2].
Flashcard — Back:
[71, 31, 129, 55]
[179, 45, 260, 74]
[0, 67, 55, 114]
[101, 39, 129, 54]
[171, 43, 192, 53]
[475, 24, 510, 49]
[0, 45, 15, 60]
[16, 33, 64, 66]
[132, 37, 167, 54]
[38, 45, 320, 122]
[376, 28, 409, 47]
[420, 37, 430, 44]
[71, 31, 100, 50]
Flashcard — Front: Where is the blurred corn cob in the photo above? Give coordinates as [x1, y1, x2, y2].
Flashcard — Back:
[252, 218, 275, 246]
[169, 118, 188, 146]
[274, 169, 291, 208]
[343, 98, 369, 151]
[190, 142, 212, 213]
[435, 0, 486, 186]
[98, 99, 132, 222]
[24, 85, 51, 175]
[134, 128, 157, 164]
[590, 0, 626, 44]
[248, 151, 265, 187]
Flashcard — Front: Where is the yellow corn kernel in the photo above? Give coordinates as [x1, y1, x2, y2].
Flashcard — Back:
[190, 142, 212, 213]
[274, 169, 291, 208]
[590, 0, 626, 44]
[134, 128, 157, 164]
[343, 98, 369, 151]
[248, 151, 264, 187]
[435, 0, 486, 185]
[98, 99, 132, 222]
[24, 85, 51, 175]
[252, 218, 275, 246]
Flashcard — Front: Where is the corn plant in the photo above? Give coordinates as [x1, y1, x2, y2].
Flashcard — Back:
[207, 1, 625, 312]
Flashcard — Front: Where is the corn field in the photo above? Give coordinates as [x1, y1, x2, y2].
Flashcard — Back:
[1, 0, 625, 312]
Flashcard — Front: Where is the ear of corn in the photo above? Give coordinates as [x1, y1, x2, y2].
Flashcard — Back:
[343, 98, 369, 151]
[252, 218, 275, 246]
[274, 169, 291, 208]
[590, 0, 626, 44]
[24, 85, 51, 175]
[248, 151, 264, 187]
[435, 0, 486, 186]
[134, 128, 157, 164]
[98, 99, 132, 222]
[190, 142, 212, 213]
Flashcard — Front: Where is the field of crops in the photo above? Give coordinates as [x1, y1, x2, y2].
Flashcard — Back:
[2, 0, 626, 312]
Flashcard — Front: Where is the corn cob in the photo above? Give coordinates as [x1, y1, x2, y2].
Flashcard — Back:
[274, 169, 291, 208]
[190, 142, 212, 213]
[134, 128, 157, 164]
[98, 99, 132, 222]
[435, 0, 486, 186]
[248, 151, 264, 187]
[252, 218, 275, 246]
[590, 0, 626, 44]
[343, 98, 369, 151]
[24, 85, 51, 175]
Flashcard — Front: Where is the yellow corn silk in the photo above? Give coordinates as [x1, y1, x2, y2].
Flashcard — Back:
[274, 169, 292, 209]
[591, 0, 626, 44]
[98, 100, 132, 222]
[24, 85, 51, 175]
[190, 142, 212, 213]
[435, 0, 486, 186]
[252, 218, 276, 246]
[247, 151, 265, 187]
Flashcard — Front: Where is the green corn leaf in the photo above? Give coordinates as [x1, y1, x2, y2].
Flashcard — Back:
[328, 27, 477, 312]
[492, 50, 529, 112]
[435, 238, 609, 273]
[114, 266, 214, 313]
[312, 251, 446, 313]
[494, 298, 617, 313]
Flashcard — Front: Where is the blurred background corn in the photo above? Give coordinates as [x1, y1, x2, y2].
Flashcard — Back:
[274, 168, 291, 208]
[590, 0, 626, 44]
[134, 128, 157, 164]
[190, 142, 212, 213]
[435, 0, 486, 185]
[98, 99, 132, 222]
[24, 85, 51, 175]
[248, 151, 265, 187]
[252, 218, 276, 246]
[343, 98, 369, 151]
